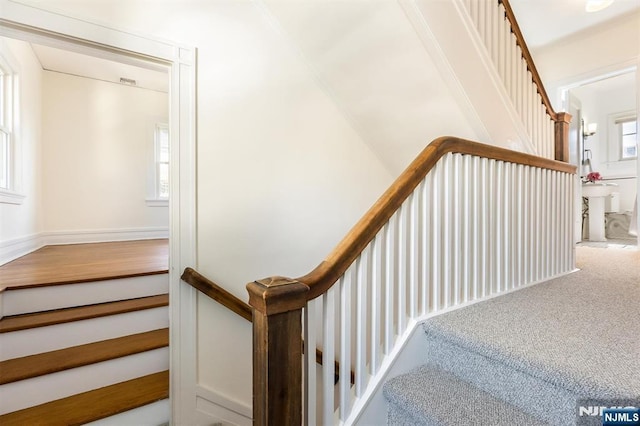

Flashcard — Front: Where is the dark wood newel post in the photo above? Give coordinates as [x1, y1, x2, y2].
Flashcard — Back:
[554, 112, 572, 162]
[247, 276, 309, 426]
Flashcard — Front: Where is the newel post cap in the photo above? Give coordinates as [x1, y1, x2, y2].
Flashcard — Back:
[247, 276, 309, 316]
[555, 111, 572, 124]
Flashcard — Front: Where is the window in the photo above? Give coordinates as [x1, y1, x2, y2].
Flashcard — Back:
[155, 123, 169, 200]
[0, 57, 14, 191]
[0, 46, 22, 204]
[619, 118, 637, 160]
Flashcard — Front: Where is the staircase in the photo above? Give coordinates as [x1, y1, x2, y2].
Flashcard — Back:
[383, 246, 640, 425]
[0, 241, 170, 425]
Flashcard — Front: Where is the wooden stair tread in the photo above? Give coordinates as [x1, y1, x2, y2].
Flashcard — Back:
[0, 328, 169, 385]
[0, 294, 169, 333]
[0, 371, 169, 425]
[0, 240, 169, 291]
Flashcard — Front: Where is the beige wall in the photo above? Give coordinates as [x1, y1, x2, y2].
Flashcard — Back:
[41, 71, 169, 232]
[0, 38, 43, 243]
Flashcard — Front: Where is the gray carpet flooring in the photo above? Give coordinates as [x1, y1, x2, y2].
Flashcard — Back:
[384, 246, 640, 426]
[384, 365, 546, 426]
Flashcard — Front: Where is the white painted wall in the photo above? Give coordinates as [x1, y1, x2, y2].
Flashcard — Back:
[41, 71, 168, 233]
[0, 38, 42, 243]
[534, 11, 640, 99]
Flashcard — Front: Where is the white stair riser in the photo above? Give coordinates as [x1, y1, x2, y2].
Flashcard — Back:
[0, 307, 168, 361]
[84, 399, 170, 426]
[0, 347, 169, 415]
[2, 275, 169, 317]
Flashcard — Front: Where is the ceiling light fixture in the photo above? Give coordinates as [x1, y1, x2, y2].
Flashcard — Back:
[585, 0, 614, 13]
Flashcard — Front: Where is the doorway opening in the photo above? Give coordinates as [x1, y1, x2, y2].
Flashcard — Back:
[561, 68, 638, 248]
[0, 8, 196, 424]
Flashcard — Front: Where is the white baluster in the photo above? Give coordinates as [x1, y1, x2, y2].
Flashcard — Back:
[430, 162, 441, 311]
[355, 255, 366, 397]
[462, 154, 471, 303]
[515, 164, 524, 288]
[495, 161, 503, 293]
[521, 55, 528, 120]
[480, 157, 489, 298]
[322, 287, 336, 426]
[304, 301, 317, 426]
[395, 203, 406, 334]
[382, 220, 393, 355]
[452, 154, 461, 305]
[370, 235, 381, 375]
[442, 154, 452, 307]
[339, 274, 351, 422]
[422, 177, 432, 315]
[407, 193, 418, 318]
[478, 0, 486, 46]
[472, 156, 480, 300]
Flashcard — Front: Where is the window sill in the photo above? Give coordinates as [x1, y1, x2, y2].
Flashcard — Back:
[0, 190, 26, 205]
[146, 198, 169, 207]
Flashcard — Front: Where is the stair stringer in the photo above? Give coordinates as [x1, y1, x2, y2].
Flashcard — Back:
[399, 0, 536, 157]
[349, 269, 576, 426]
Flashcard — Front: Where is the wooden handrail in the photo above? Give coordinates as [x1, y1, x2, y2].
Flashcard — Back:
[181, 267, 252, 321]
[499, 0, 557, 121]
[294, 136, 576, 300]
[181, 267, 352, 385]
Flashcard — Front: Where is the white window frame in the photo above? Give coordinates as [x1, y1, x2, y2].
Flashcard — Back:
[618, 117, 637, 160]
[146, 122, 169, 206]
[0, 42, 24, 205]
[606, 110, 637, 174]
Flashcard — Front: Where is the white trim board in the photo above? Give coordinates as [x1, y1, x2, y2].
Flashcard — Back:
[0, 3, 198, 424]
[195, 385, 252, 426]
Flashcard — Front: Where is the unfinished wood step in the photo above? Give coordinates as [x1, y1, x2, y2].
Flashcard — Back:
[0, 370, 169, 426]
[0, 294, 169, 333]
[0, 328, 169, 385]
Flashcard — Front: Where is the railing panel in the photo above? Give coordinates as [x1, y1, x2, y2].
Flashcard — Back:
[249, 138, 576, 426]
[314, 151, 574, 424]
[460, 0, 565, 160]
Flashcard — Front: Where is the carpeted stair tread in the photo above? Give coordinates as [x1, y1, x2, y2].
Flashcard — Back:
[0, 328, 169, 385]
[384, 365, 547, 426]
[0, 370, 169, 425]
[0, 294, 169, 333]
[421, 259, 640, 399]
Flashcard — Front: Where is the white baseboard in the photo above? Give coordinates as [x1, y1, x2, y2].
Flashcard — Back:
[42, 227, 169, 246]
[0, 227, 169, 266]
[195, 385, 252, 426]
[0, 234, 44, 267]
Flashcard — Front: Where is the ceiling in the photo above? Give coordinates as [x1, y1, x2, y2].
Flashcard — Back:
[509, 0, 640, 49]
[23, 0, 639, 92]
[30, 42, 169, 93]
